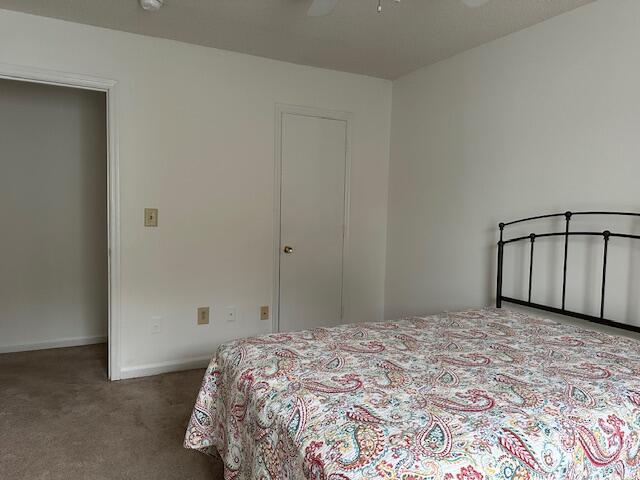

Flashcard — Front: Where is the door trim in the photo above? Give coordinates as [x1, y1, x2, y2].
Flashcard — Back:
[0, 62, 122, 380]
[273, 103, 353, 333]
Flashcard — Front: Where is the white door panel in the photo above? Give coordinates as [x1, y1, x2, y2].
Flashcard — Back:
[279, 112, 347, 332]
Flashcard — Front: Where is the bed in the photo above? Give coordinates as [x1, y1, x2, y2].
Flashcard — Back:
[185, 212, 640, 479]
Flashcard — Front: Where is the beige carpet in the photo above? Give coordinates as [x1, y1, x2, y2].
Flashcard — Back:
[0, 344, 224, 479]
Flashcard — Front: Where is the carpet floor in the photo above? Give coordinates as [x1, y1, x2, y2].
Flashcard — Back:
[0, 344, 224, 479]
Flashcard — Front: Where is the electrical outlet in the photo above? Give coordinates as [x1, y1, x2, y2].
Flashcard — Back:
[225, 306, 236, 323]
[260, 306, 270, 321]
[197, 307, 210, 325]
[144, 208, 158, 227]
[150, 316, 163, 334]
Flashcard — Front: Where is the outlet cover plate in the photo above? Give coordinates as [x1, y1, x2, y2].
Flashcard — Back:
[150, 316, 163, 334]
[197, 307, 210, 325]
[260, 306, 269, 321]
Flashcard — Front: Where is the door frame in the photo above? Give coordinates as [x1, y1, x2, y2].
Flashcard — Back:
[273, 103, 353, 333]
[0, 62, 122, 380]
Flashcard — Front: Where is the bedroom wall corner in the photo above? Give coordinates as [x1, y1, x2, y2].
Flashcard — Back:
[384, 0, 640, 321]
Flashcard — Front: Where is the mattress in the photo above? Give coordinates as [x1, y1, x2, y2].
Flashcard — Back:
[184, 308, 640, 479]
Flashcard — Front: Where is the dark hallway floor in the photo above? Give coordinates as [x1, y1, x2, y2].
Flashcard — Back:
[0, 344, 224, 479]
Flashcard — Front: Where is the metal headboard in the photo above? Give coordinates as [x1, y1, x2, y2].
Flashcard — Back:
[496, 211, 640, 334]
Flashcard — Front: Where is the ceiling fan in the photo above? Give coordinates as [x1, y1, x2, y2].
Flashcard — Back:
[307, 0, 491, 16]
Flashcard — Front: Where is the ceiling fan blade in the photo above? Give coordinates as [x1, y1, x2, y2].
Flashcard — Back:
[461, 0, 490, 6]
[307, 0, 339, 17]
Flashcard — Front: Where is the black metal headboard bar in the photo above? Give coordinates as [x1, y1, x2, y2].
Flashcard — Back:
[502, 211, 640, 227]
[503, 231, 640, 245]
[496, 210, 640, 334]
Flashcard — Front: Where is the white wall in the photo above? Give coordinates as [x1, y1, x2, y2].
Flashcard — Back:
[0, 9, 392, 377]
[0, 79, 107, 353]
[385, 0, 640, 327]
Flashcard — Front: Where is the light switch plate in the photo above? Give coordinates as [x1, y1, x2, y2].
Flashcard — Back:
[197, 307, 210, 325]
[144, 208, 158, 227]
[260, 306, 269, 321]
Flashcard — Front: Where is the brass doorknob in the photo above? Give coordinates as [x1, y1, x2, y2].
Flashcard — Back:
[283, 246, 294, 254]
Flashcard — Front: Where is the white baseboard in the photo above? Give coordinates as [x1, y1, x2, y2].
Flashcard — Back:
[119, 355, 212, 380]
[0, 335, 107, 354]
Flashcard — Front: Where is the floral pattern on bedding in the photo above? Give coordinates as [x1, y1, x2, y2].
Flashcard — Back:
[184, 308, 640, 479]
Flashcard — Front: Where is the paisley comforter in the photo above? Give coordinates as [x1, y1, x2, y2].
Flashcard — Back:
[184, 308, 640, 479]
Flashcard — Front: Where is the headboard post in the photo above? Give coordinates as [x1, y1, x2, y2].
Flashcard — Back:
[528, 234, 536, 303]
[496, 222, 505, 308]
[561, 211, 572, 310]
[600, 230, 611, 320]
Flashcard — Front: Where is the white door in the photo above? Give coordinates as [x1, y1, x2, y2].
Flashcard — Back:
[278, 111, 348, 332]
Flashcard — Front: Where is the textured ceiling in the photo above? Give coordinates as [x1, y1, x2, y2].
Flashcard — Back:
[0, 0, 594, 79]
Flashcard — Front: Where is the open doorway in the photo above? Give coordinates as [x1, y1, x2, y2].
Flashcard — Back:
[0, 77, 109, 376]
